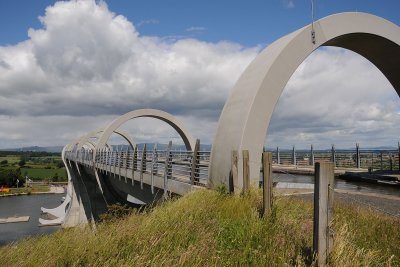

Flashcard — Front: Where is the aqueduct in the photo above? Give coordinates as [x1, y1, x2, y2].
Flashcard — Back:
[42, 12, 399, 227]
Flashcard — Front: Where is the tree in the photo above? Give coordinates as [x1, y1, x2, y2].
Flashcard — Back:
[0, 160, 8, 165]
[18, 159, 26, 167]
[0, 167, 22, 187]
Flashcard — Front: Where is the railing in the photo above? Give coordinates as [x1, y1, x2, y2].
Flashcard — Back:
[64, 144, 210, 188]
[270, 144, 400, 170]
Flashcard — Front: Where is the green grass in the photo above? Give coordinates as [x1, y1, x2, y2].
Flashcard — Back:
[21, 168, 66, 179]
[1, 188, 399, 266]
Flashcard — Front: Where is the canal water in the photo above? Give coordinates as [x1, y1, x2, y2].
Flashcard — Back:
[0, 193, 64, 246]
[0, 174, 399, 246]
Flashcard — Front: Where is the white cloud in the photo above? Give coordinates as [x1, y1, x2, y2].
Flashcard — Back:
[0, 0, 258, 148]
[185, 26, 206, 32]
[0, 0, 398, 150]
[283, 0, 295, 9]
[266, 47, 400, 149]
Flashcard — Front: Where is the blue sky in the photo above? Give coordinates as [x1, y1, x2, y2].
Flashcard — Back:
[0, 0, 399, 149]
[0, 1, 399, 47]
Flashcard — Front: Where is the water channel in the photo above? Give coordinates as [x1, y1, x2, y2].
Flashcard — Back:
[0, 174, 399, 246]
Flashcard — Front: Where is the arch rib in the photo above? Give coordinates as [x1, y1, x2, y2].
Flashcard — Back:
[96, 109, 196, 152]
[209, 12, 400, 189]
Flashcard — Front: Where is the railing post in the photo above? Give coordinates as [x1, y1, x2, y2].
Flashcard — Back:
[389, 153, 393, 171]
[118, 150, 122, 181]
[331, 144, 336, 167]
[398, 142, 400, 171]
[310, 144, 315, 166]
[276, 146, 280, 165]
[131, 145, 138, 186]
[163, 141, 172, 199]
[150, 143, 158, 194]
[105, 150, 109, 175]
[190, 139, 200, 185]
[113, 150, 117, 179]
[242, 150, 250, 192]
[313, 162, 334, 266]
[292, 145, 296, 166]
[356, 143, 360, 168]
[262, 152, 273, 216]
[140, 144, 147, 189]
[133, 145, 138, 171]
[124, 147, 129, 183]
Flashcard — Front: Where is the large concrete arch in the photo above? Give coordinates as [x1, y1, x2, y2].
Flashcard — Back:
[96, 109, 196, 152]
[209, 12, 400, 188]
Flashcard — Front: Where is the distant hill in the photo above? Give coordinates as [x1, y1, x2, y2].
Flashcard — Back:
[0, 146, 64, 153]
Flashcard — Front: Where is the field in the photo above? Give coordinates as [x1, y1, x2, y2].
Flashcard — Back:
[0, 151, 67, 185]
[1, 188, 398, 266]
[21, 168, 66, 180]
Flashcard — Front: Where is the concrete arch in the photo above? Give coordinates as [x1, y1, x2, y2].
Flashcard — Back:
[209, 12, 400, 188]
[76, 129, 136, 152]
[96, 109, 196, 151]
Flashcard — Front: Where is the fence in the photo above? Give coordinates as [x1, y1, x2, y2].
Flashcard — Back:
[270, 143, 400, 170]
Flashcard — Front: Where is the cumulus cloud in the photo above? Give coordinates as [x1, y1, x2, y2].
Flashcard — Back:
[0, 0, 398, 150]
[0, 0, 258, 148]
[266, 47, 400, 149]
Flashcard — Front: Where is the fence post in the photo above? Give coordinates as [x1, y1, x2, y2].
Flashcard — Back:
[331, 144, 336, 167]
[242, 150, 250, 192]
[190, 139, 200, 185]
[276, 147, 280, 165]
[356, 143, 360, 168]
[313, 162, 334, 266]
[310, 144, 315, 166]
[163, 141, 172, 199]
[231, 150, 238, 193]
[262, 152, 273, 216]
[380, 151, 384, 170]
[292, 145, 296, 166]
[140, 144, 147, 189]
[389, 153, 393, 171]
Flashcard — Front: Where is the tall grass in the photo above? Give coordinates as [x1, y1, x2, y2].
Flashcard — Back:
[1, 188, 398, 266]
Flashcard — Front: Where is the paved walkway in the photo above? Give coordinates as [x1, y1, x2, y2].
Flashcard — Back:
[276, 188, 400, 217]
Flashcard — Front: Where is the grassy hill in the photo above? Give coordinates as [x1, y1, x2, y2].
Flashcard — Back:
[1, 188, 399, 266]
